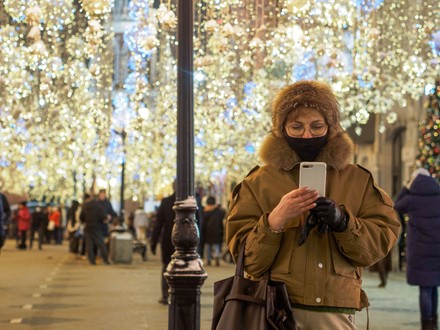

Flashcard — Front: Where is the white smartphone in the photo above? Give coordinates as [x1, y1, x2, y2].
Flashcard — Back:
[299, 162, 327, 197]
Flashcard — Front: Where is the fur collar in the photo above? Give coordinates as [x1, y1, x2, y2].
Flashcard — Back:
[259, 132, 354, 170]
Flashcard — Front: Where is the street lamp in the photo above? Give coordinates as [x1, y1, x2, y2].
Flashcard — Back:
[112, 128, 127, 223]
[164, 2, 207, 330]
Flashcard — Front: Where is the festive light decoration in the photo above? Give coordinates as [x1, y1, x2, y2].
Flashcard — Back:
[416, 81, 440, 177]
[0, 0, 114, 199]
[0, 0, 439, 203]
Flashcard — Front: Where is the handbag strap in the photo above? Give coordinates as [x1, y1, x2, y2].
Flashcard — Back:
[235, 241, 246, 276]
[235, 241, 270, 279]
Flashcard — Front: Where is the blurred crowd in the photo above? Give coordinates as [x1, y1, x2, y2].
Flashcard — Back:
[0, 188, 231, 269]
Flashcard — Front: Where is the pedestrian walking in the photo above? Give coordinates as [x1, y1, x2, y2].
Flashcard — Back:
[394, 167, 440, 330]
[369, 253, 392, 288]
[49, 206, 62, 244]
[66, 200, 81, 254]
[133, 206, 150, 244]
[226, 80, 401, 329]
[0, 192, 11, 251]
[16, 202, 31, 250]
[80, 193, 110, 265]
[150, 183, 176, 305]
[133, 206, 150, 261]
[46, 206, 55, 244]
[202, 196, 225, 267]
[29, 206, 46, 250]
[97, 189, 117, 243]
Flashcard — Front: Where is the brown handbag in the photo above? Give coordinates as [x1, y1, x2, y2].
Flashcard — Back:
[212, 243, 296, 330]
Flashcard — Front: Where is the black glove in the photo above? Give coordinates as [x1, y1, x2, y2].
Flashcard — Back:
[313, 197, 348, 232]
[298, 211, 319, 246]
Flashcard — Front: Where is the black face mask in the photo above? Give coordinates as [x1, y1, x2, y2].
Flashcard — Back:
[285, 135, 328, 161]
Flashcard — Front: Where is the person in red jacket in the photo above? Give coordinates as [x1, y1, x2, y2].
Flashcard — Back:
[49, 206, 62, 244]
[17, 202, 31, 249]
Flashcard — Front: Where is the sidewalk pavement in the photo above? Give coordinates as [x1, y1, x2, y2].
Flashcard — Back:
[0, 238, 420, 330]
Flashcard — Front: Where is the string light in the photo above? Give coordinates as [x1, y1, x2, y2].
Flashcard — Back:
[0, 0, 439, 202]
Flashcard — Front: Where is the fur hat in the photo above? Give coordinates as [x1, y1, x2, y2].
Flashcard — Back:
[271, 80, 343, 138]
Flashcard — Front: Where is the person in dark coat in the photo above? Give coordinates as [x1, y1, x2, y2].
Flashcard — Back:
[0, 192, 11, 250]
[150, 188, 176, 305]
[369, 252, 392, 288]
[80, 193, 110, 265]
[394, 168, 440, 330]
[29, 207, 47, 250]
[195, 191, 204, 258]
[202, 196, 225, 267]
[66, 201, 81, 254]
[97, 189, 117, 242]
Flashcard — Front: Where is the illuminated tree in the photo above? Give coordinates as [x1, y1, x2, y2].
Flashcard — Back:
[416, 81, 440, 177]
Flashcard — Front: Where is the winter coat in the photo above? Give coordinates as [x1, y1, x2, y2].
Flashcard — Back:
[49, 210, 61, 228]
[98, 199, 117, 219]
[80, 200, 107, 231]
[133, 209, 149, 229]
[394, 175, 440, 286]
[31, 210, 48, 230]
[0, 193, 11, 238]
[17, 207, 31, 231]
[202, 206, 225, 245]
[151, 193, 176, 264]
[227, 132, 401, 310]
[66, 206, 81, 233]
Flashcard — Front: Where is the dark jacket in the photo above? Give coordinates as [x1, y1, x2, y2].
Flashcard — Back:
[202, 206, 225, 245]
[80, 199, 107, 231]
[0, 193, 11, 244]
[0, 193, 11, 221]
[151, 193, 176, 264]
[31, 210, 48, 230]
[394, 175, 440, 286]
[98, 199, 117, 218]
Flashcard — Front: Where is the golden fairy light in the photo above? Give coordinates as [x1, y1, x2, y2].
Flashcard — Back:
[0, 0, 439, 201]
[0, 0, 113, 198]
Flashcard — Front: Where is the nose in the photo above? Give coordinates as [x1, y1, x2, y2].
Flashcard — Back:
[301, 128, 314, 138]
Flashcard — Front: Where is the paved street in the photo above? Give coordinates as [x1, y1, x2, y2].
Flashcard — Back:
[0, 238, 420, 330]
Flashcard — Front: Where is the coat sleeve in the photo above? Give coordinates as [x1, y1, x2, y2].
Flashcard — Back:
[1, 194, 11, 218]
[97, 205, 107, 222]
[151, 200, 165, 248]
[332, 174, 401, 267]
[226, 175, 284, 277]
[393, 187, 410, 214]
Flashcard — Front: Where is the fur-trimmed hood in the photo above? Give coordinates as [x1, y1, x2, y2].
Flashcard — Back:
[259, 132, 354, 170]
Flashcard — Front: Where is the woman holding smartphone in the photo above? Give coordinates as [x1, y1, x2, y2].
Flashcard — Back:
[226, 80, 401, 329]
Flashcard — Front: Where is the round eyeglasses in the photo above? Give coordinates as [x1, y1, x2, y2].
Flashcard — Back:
[285, 122, 328, 137]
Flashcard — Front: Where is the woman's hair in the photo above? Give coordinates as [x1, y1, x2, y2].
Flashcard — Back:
[206, 196, 216, 205]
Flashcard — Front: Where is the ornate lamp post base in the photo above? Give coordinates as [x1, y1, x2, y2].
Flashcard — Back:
[165, 197, 207, 330]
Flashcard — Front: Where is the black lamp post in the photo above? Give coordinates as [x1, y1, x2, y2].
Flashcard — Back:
[73, 170, 77, 200]
[165, 1, 207, 330]
[112, 128, 127, 223]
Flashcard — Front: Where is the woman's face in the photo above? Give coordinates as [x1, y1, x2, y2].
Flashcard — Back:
[284, 107, 328, 139]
